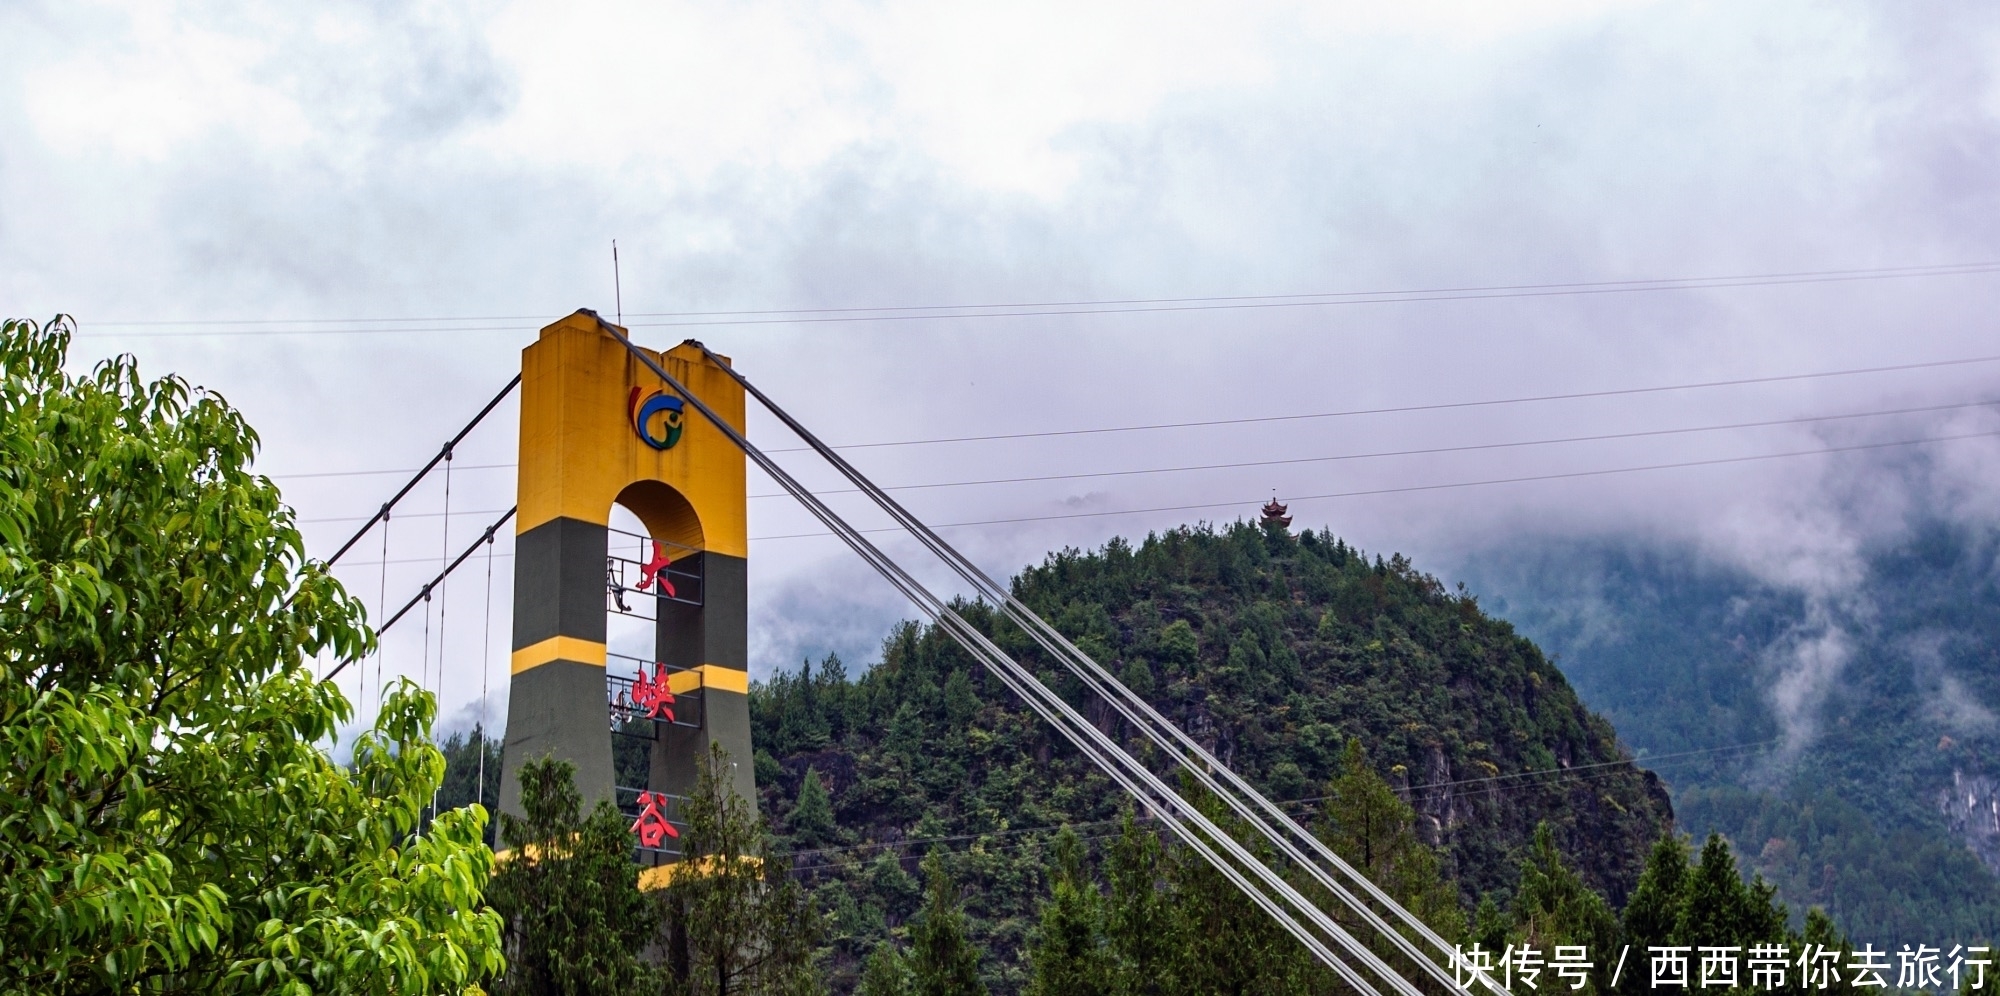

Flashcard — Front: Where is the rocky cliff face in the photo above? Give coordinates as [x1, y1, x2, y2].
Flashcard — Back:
[1940, 767, 2000, 874]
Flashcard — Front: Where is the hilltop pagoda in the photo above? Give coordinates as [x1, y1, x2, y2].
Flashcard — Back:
[1260, 497, 1292, 530]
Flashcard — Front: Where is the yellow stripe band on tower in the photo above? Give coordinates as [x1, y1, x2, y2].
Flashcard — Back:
[510, 635, 608, 673]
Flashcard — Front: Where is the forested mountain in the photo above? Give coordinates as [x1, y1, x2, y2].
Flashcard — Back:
[743, 521, 1672, 991]
[1456, 520, 2000, 948]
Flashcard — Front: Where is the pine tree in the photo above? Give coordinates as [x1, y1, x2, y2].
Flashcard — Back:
[1509, 822, 1621, 983]
[1470, 895, 1508, 952]
[859, 943, 915, 996]
[1164, 784, 1319, 995]
[1799, 907, 1857, 996]
[944, 669, 979, 726]
[1316, 739, 1466, 943]
[1027, 828, 1111, 996]
[910, 850, 988, 996]
[488, 755, 662, 996]
[1622, 833, 1687, 945]
[871, 851, 925, 923]
[820, 653, 854, 743]
[1674, 833, 1751, 950]
[1616, 832, 1688, 995]
[1105, 811, 1174, 996]
[658, 744, 824, 996]
[793, 766, 837, 847]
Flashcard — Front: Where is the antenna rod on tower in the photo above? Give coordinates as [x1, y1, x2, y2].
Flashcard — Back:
[613, 240, 623, 326]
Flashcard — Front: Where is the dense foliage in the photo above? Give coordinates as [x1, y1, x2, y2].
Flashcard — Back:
[0, 316, 502, 994]
[747, 521, 1671, 991]
[1465, 530, 2000, 945]
[484, 748, 823, 996]
[488, 755, 662, 996]
[655, 746, 824, 996]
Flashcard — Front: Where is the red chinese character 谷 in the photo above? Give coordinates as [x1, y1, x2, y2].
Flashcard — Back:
[632, 663, 676, 722]
[636, 542, 675, 597]
[631, 791, 679, 848]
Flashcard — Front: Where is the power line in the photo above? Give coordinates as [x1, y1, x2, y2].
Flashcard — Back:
[266, 350, 2000, 486]
[785, 351, 2000, 454]
[746, 426, 2000, 541]
[634, 260, 2000, 318]
[77, 259, 2000, 335]
[313, 424, 2000, 559]
[739, 396, 2000, 501]
[620, 263, 2000, 329]
[269, 461, 513, 481]
[291, 394, 2000, 526]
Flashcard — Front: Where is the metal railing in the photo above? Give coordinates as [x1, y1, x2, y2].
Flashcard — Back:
[605, 527, 703, 619]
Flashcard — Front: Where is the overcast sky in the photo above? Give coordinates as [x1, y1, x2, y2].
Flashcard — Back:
[7, 0, 2000, 742]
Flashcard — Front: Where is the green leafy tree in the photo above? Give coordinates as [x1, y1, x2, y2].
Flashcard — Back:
[944, 669, 979, 726]
[870, 852, 925, 924]
[792, 767, 837, 848]
[858, 943, 914, 996]
[910, 851, 988, 996]
[1026, 828, 1110, 996]
[487, 756, 660, 996]
[0, 316, 502, 995]
[658, 745, 823, 996]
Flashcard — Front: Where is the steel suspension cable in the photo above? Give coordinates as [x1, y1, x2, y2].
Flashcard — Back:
[321, 374, 519, 567]
[696, 340, 1495, 996]
[593, 316, 1409, 992]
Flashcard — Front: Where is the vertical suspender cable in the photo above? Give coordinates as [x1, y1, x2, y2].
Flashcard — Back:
[323, 509, 514, 685]
[373, 509, 391, 720]
[309, 375, 517, 723]
[434, 450, 454, 820]
[419, 591, 434, 825]
[434, 453, 452, 691]
[478, 530, 496, 815]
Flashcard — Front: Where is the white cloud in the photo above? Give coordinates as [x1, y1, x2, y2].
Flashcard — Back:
[9, 0, 2000, 731]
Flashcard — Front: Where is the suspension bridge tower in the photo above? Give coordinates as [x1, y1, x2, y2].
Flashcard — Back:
[497, 311, 756, 848]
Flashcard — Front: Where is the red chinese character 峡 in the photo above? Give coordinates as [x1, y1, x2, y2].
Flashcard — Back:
[632, 791, 679, 848]
[632, 662, 676, 722]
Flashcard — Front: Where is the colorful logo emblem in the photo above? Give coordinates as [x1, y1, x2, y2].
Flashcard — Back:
[628, 387, 685, 450]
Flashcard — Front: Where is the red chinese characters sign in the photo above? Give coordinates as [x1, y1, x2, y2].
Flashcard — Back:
[632, 662, 675, 722]
[636, 541, 675, 597]
[631, 791, 679, 848]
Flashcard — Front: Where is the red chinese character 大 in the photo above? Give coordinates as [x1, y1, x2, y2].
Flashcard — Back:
[636, 541, 676, 597]
[631, 791, 679, 848]
[632, 662, 676, 722]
